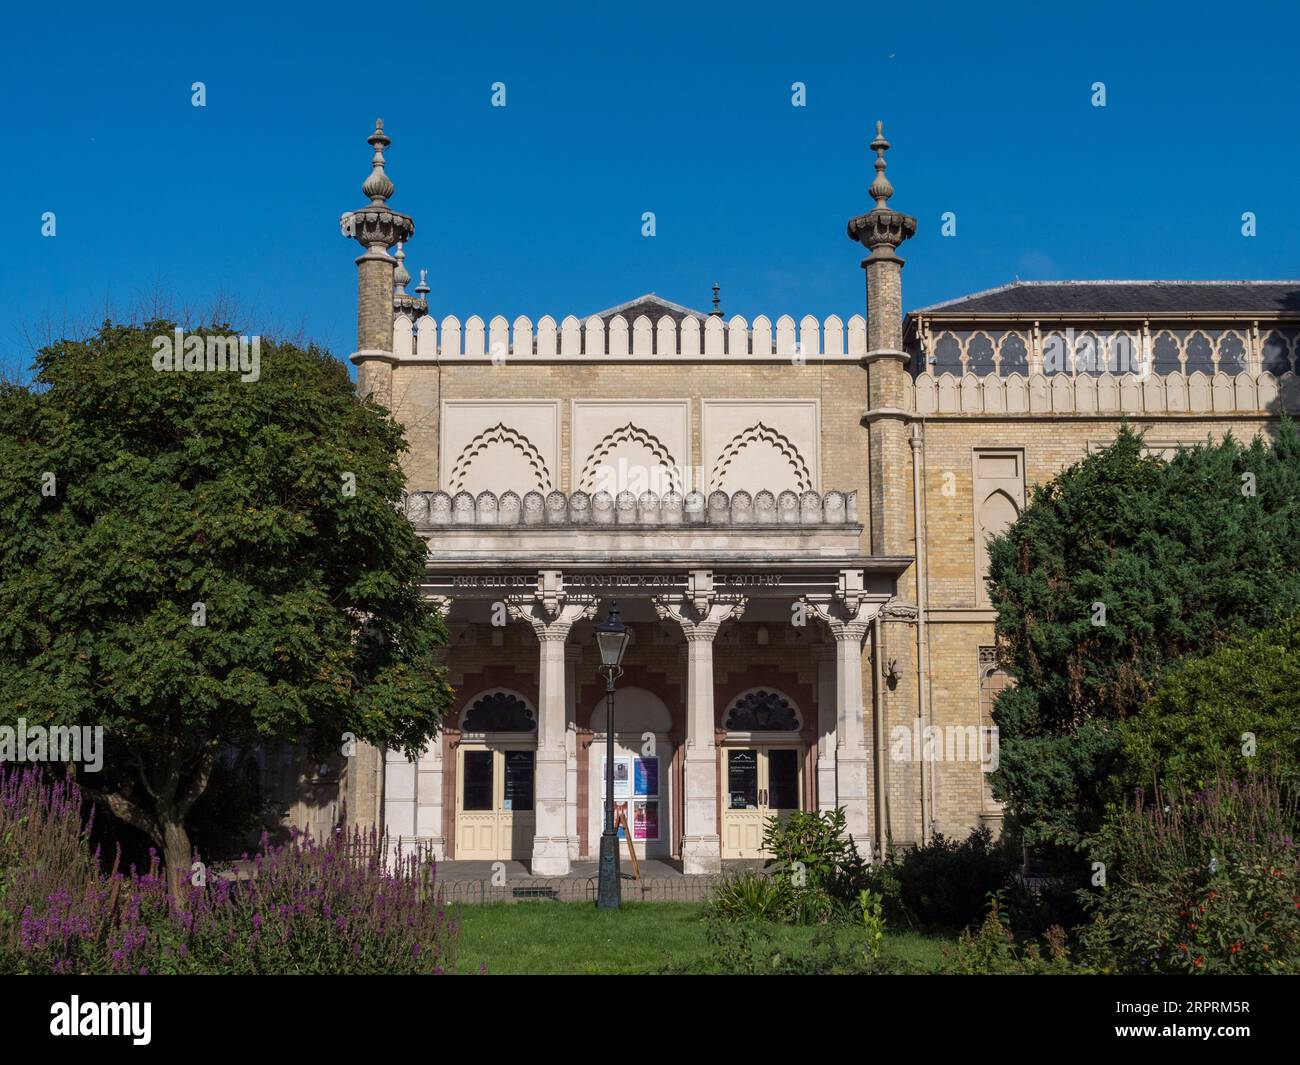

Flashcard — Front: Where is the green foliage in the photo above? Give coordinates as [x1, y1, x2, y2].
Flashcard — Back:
[986, 420, 1300, 846]
[867, 827, 1018, 933]
[857, 889, 885, 958]
[702, 916, 918, 975]
[702, 870, 785, 922]
[1116, 613, 1300, 795]
[1083, 772, 1300, 974]
[762, 807, 869, 923]
[704, 809, 871, 926]
[0, 320, 453, 886]
[944, 898, 1074, 975]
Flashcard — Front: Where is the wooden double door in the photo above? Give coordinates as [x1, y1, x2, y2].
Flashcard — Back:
[721, 746, 802, 859]
[455, 745, 536, 860]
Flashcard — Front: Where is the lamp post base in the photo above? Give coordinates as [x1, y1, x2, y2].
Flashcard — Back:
[596, 830, 621, 909]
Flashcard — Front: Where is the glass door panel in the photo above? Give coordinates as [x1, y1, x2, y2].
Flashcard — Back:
[462, 750, 494, 810]
[766, 748, 800, 811]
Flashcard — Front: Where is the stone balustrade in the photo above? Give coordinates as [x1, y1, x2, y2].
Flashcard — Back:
[401, 488, 859, 528]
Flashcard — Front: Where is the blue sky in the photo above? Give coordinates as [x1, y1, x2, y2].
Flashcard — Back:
[4, 1, 1299, 370]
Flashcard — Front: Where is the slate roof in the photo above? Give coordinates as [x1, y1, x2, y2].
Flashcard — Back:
[910, 281, 1300, 317]
[584, 293, 711, 325]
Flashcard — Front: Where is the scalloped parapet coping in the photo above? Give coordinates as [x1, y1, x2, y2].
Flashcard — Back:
[910, 370, 1300, 416]
[399, 488, 860, 528]
[390, 313, 867, 360]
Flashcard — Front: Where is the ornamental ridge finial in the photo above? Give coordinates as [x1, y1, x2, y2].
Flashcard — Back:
[869, 120, 894, 211]
[393, 242, 410, 294]
[363, 118, 395, 205]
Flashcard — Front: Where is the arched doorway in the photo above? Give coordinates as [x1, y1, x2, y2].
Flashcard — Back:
[720, 688, 804, 859]
[455, 690, 537, 861]
[585, 686, 674, 860]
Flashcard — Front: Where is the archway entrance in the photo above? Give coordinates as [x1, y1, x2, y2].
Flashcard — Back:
[719, 688, 805, 859]
[585, 686, 675, 860]
[454, 690, 537, 861]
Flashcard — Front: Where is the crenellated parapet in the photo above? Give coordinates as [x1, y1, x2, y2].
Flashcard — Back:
[400, 488, 860, 528]
[389, 312, 867, 361]
[912, 369, 1300, 417]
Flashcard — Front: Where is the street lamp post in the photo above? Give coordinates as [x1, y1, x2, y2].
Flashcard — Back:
[594, 600, 630, 910]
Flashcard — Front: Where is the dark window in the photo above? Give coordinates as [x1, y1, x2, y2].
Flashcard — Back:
[1218, 332, 1247, 374]
[725, 690, 799, 731]
[1184, 331, 1214, 374]
[1262, 332, 1291, 376]
[998, 333, 1028, 376]
[463, 691, 536, 732]
[503, 750, 534, 811]
[1152, 331, 1182, 374]
[932, 333, 963, 376]
[728, 749, 758, 809]
[1042, 332, 1072, 375]
[767, 749, 800, 810]
[966, 333, 995, 375]
[463, 750, 493, 811]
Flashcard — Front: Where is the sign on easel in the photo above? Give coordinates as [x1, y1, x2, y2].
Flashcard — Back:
[613, 809, 641, 880]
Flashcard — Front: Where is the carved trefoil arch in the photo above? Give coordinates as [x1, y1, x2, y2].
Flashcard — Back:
[709, 422, 814, 495]
[448, 422, 553, 496]
[577, 422, 682, 495]
[459, 689, 538, 734]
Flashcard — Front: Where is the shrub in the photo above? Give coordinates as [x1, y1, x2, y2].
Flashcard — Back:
[868, 827, 1018, 933]
[701, 916, 917, 975]
[762, 808, 869, 924]
[702, 871, 784, 923]
[943, 898, 1074, 975]
[1115, 613, 1300, 797]
[0, 765, 458, 975]
[1083, 773, 1300, 974]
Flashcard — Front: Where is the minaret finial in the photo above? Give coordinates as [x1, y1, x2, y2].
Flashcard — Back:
[393, 242, 410, 295]
[414, 268, 430, 299]
[869, 120, 894, 211]
[362, 118, 395, 205]
[710, 282, 722, 317]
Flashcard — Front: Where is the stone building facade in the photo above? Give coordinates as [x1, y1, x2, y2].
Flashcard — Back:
[329, 119, 1300, 874]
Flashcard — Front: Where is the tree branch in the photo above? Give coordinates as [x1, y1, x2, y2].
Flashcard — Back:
[79, 784, 163, 847]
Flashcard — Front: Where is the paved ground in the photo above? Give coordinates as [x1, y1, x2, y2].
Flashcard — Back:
[430, 858, 769, 903]
[435, 858, 760, 880]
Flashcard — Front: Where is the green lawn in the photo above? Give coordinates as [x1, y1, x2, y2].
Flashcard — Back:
[448, 901, 949, 975]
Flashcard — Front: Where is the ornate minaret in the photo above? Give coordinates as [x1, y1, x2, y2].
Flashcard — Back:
[847, 121, 916, 556]
[342, 119, 414, 405]
[847, 123, 926, 845]
[392, 242, 427, 318]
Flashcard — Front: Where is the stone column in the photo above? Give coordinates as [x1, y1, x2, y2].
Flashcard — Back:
[418, 595, 453, 861]
[507, 592, 597, 876]
[813, 644, 838, 812]
[654, 572, 745, 875]
[565, 646, 582, 861]
[804, 573, 889, 858]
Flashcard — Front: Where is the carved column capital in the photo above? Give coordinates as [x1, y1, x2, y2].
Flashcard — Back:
[652, 592, 745, 642]
[801, 594, 887, 643]
[506, 595, 598, 641]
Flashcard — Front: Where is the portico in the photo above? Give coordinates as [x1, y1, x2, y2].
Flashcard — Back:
[381, 489, 908, 875]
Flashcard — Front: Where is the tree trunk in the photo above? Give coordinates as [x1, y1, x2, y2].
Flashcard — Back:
[160, 813, 194, 900]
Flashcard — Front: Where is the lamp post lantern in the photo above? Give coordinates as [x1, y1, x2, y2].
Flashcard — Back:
[594, 600, 630, 909]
